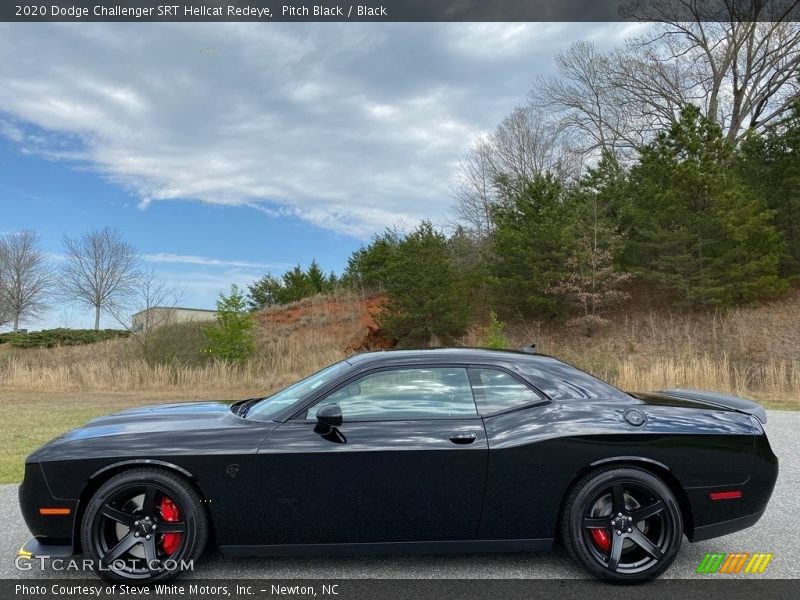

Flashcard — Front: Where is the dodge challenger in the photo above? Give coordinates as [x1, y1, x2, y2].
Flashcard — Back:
[18, 348, 778, 582]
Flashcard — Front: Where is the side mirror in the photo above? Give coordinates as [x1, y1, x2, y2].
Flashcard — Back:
[316, 404, 343, 428]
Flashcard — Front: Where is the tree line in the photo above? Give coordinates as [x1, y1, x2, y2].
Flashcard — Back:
[243, 6, 800, 346]
[4, 3, 799, 352]
[327, 102, 798, 347]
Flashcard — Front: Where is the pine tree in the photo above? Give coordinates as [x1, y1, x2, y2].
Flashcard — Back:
[737, 103, 800, 277]
[622, 105, 786, 306]
[279, 265, 315, 303]
[246, 274, 282, 310]
[341, 228, 402, 290]
[306, 259, 327, 294]
[489, 174, 576, 317]
[447, 226, 490, 317]
[326, 270, 339, 291]
[377, 221, 468, 346]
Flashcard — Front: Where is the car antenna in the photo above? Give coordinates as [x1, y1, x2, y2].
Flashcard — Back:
[519, 343, 537, 354]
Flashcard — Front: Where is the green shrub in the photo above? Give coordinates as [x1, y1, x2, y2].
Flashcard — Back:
[482, 311, 509, 349]
[0, 328, 130, 348]
[204, 285, 256, 364]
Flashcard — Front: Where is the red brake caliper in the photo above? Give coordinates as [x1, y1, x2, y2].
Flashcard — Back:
[159, 496, 181, 554]
[590, 529, 611, 552]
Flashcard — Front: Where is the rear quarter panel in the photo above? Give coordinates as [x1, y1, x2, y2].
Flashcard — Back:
[478, 398, 755, 540]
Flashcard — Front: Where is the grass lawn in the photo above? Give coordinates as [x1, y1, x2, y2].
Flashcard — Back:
[0, 389, 795, 484]
[0, 390, 249, 484]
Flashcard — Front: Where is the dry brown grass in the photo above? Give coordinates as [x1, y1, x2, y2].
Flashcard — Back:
[462, 288, 800, 409]
[0, 291, 372, 396]
[1, 288, 799, 406]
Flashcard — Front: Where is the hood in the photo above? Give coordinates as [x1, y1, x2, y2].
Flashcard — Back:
[57, 401, 234, 442]
[27, 399, 277, 465]
[630, 389, 767, 423]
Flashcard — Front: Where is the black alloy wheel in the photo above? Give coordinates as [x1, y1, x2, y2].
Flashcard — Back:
[81, 468, 208, 582]
[562, 467, 683, 582]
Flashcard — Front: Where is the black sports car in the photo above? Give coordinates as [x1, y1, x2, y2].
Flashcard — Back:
[18, 348, 778, 582]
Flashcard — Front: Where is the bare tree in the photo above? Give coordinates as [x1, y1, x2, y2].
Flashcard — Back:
[108, 268, 184, 357]
[548, 199, 631, 336]
[534, 2, 800, 152]
[61, 227, 141, 330]
[109, 269, 184, 332]
[0, 242, 9, 329]
[0, 300, 10, 332]
[534, 41, 676, 156]
[489, 105, 580, 195]
[452, 106, 581, 237]
[0, 230, 52, 331]
[0, 299, 9, 330]
[452, 138, 497, 237]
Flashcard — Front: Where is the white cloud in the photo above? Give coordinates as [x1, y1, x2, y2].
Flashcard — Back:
[0, 119, 24, 142]
[142, 252, 290, 270]
[0, 22, 625, 238]
[446, 23, 567, 59]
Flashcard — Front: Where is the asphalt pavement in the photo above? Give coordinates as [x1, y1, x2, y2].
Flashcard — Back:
[2, 410, 798, 580]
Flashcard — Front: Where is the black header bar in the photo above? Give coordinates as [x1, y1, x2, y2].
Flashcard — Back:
[4, 0, 800, 22]
[4, 579, 800, 600]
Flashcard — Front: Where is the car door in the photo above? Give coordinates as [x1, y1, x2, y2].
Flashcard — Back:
[253, 366, 488, 545]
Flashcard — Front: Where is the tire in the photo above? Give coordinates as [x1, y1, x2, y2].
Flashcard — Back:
[561, 467, 683, 582]
[81, 467, 209, 582]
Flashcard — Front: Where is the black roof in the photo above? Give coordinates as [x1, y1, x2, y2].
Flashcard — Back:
[345, 347, 559, 368]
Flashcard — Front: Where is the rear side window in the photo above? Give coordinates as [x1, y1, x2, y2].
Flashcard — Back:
[515, 357, 630, 401]
[306, 367, 478, 421]
[469, 368, 543, 415]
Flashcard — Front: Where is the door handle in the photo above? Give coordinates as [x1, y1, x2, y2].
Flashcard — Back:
[449, 432, 477, 444]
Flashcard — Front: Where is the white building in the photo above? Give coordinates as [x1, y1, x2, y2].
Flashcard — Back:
[131, 306, 217, 332]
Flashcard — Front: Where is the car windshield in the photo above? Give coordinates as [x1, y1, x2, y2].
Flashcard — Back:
[244, 361, 348, 421]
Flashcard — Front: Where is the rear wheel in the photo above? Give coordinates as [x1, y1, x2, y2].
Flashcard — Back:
[561, 467, 683, 582]
[81, 467, 208, 582]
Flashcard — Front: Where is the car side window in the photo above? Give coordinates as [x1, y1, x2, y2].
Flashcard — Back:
[514, 357, 630, 401]
[305, 367, 478, 421]
[469, 368, 543, 415]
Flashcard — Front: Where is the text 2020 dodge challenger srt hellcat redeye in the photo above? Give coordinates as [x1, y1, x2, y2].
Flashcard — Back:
[18, 348, 777, 582]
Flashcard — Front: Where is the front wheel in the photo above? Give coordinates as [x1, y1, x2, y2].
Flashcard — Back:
[561, 467, 683, 582]
[81, 467, 208, 582]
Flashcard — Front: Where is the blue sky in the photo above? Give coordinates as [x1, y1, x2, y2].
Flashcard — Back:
[1, 133, 356, 327]
[0, 22, 640, 330]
